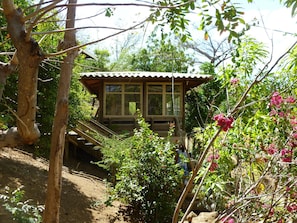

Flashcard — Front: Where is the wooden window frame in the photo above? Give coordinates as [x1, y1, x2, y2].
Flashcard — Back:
[104, 82, 142, 118]
[146, 82, 182, 117]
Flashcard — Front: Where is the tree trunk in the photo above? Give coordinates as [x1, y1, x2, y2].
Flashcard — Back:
[42, 1, 77, 222]
[2, 0, 44, 145]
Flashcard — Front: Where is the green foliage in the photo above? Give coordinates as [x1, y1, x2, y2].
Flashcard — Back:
[93, 134, 130, 185]
[230, 36, 268, 76]
[0, 0, 33, 60]
[188, 38, 297, 222]
[97, 116, 184, 223]
[185, 37, 267, 133]
[198, 0, 248, 44]
[149, 0, 194, 41]
[185, 62, 226, 131]
[80, 49, 111, 72]
[68, 70, 93, 128]
[280, 0, 297, 15]
[0, 187, 44, 223]
[34, 14, 92, 153]
[1, 12, 91, 153]
[131, 32, 193, 72]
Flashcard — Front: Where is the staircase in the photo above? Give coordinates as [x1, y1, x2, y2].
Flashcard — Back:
[65, 119, 118, 160]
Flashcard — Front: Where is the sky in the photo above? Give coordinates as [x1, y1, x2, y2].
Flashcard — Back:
[74, 0, 297, 66]
[243, 0, 297, 61]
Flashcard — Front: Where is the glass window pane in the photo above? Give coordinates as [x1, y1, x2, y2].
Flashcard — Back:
[166, 85, 181, 93]
[106, 94, 121, 115]
[148, 85, 162, 92]
[148, 94, 162, 115]
[166, 95, 181, 115]
[125, 84, 140, 92]
[106, 84, 121, 92]
[125, 94, 140, 115]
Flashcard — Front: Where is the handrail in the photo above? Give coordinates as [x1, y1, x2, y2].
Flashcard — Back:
[89, 119, 118, 137]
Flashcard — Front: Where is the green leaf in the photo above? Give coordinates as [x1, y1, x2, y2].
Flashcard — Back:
[105, 8, 113, 17]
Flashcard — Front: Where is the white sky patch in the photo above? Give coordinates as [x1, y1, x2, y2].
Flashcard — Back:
[244, 5, 297, 63]
[75, 1, 152, 51]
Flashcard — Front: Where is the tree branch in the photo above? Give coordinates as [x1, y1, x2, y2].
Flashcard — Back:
[32, 25, 128, 36]
[45, 17, 148, 58]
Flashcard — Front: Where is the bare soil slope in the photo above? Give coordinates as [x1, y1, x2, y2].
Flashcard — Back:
[0, 147, 128, 223]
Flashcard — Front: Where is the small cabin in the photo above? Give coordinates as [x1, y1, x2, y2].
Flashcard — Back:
[80, 71, 211, 140]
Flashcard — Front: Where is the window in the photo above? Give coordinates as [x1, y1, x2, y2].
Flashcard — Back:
[105, 83, 141, 116]
[147, 83, 182, 116]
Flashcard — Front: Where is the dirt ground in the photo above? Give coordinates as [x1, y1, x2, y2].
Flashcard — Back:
[0, 147, 130, 223]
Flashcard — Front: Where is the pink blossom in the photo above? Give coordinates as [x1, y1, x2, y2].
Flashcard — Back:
[213, 114, 234, 131]
[270, 92, 283, 108]
[207, 153, 220, 162]
[221, 217, 235, 223]
[288, 141, 297, 148]
[285, 96, 295, 103]
[209, 161, 219, 172]
[266, 144, 278, 155]
[286, 186, 291, 192]
[278, 111, 286, 118]
[288, 135, 297, 148]
[280, 149, 293, 162]
[269, 208, 274, 216]
[286, 203, 297, 212]
[269, 109, 278, 116]
[290, 118, 297, 131]
[226, 218, 235, 223]
[230, 78, 239, 85]
[290, 117, 297, 126]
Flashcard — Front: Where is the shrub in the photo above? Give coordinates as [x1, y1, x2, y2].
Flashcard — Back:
[98, 117, 184, 223]
[0, 186, 44, 223]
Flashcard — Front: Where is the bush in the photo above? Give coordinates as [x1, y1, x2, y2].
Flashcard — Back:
[0, 186, 44, 223]
[97, 117, 184, 223]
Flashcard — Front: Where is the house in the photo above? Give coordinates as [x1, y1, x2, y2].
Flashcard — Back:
[66, 71, 211, 160]
[80, 71, 212, 138]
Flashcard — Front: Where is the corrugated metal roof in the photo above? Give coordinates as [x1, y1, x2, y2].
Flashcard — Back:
[80, 71, 212, 80]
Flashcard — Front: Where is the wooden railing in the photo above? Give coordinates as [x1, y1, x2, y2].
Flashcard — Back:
[65, 119, 118, 160]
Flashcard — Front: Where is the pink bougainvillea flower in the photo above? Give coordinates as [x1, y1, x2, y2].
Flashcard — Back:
[280, 149, 293, 163]
[221, 217, 235, 223]
[207, 153, 220, 162]
[266, 143, 278, 155]
[278, 111, 286, 118]
[213, 114, 234, 131]
[290, 117, 297, 131]
[288, 136, 297, 148]
[230, 77, 239, 85]
[227, 218, 235, 223]
[269, 208, 274, 216]
[286, 203, 297, 212]
[290, 117, 297, 125]
[209, 161, 219, 172]
[286, 186, 291, 192]
[270, 92, 283, 108]
[285, 96, 295, 104]
[269, 109, 278, 116]
[288, 142, 297, 148]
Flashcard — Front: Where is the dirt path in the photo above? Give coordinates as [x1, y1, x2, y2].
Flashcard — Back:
[0, 147, 128, 223]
